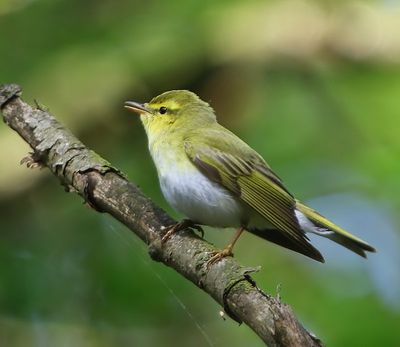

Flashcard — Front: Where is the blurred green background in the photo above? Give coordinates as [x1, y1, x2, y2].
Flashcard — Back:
[1, 0, 400, 346]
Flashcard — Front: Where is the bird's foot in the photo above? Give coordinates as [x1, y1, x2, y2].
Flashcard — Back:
[206, 247, 233, 268]
[162, 219, 204, 243]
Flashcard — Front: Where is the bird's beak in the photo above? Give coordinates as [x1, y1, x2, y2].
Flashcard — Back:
[124, 101, 152, 115]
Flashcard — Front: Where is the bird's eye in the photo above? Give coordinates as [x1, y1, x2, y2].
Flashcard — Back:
[159, 106, 168, 114]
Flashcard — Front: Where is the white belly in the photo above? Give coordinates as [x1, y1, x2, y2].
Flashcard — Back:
[150, 144, 243, 227]
[160, 167, 243, 227]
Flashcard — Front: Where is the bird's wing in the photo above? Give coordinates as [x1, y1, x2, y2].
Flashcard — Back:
[184, 127, 323, 260]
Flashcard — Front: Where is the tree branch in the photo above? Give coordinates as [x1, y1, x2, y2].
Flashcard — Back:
[1, 84, 323, 347]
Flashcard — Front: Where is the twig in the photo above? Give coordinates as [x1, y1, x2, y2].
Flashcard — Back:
[0, 84, 323, 347]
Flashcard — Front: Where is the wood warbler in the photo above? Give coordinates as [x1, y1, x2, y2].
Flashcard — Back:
[125, 90, 375, 265]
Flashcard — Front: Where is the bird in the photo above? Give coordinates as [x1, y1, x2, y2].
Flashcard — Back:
[124, 90, 375, 265]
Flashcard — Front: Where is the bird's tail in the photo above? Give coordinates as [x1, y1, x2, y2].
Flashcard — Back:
[295, 200, 376, 257]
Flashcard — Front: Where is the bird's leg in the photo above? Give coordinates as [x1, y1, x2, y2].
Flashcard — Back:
[162, 219, 204, 243]
[207, 227, 245, 268]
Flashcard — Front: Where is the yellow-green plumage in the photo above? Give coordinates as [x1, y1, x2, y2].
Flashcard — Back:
[125, 90, 375, 263]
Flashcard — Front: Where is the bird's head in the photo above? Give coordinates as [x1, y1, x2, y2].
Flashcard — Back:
[125, 90, 216, 137]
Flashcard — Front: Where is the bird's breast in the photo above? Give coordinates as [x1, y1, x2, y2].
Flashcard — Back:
[149, 141, 243, 227]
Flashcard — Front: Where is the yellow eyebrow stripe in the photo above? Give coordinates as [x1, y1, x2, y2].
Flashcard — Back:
[150, 101, 180, 111]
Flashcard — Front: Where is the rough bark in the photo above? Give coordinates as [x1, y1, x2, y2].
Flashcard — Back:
[0, 84, 323, 347]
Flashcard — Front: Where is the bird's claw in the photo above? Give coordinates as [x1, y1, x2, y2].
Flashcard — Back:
[206, 248, 233, 268]
[161, 224, 180, 243]
[161, 219, 203, 243]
